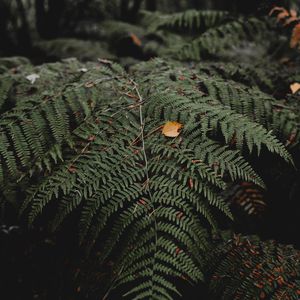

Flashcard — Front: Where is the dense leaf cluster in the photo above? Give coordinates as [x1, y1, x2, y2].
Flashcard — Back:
[1, 1, 300, 300]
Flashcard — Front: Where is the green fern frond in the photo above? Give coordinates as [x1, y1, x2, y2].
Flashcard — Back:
[206, 232, 300, 300]
[0, 76, 13, 112]
[0, 59, 125, 182]
[0, 58, 294, 299]
[222, 182, 266, 216]
[173, 17, 271, 60]
[151, 9, 229, 32]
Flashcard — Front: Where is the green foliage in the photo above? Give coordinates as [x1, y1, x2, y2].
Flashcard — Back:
[206, 232, 300, 300]
[0, 56, 296, 299]
[173, 17, 274, 60]
[221, 182, 266, 216]
[142, 8, 297, 64]
[1, 2, 300, 299]
[35, 38, 115, 62]
[0, 56, 31, 74]
[150, 9, 229, 32]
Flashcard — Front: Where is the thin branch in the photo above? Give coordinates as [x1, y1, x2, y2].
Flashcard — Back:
[133, 81, 158, 297]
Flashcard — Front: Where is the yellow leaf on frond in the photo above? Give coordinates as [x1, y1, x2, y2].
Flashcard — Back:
[290, 82, 300, 94]
[162, 121, 183, 137]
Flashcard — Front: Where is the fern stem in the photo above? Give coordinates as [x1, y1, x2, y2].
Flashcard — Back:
[134, 81, 159, 298]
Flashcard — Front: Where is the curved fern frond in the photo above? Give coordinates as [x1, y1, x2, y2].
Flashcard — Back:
[175, 17, 272, 60]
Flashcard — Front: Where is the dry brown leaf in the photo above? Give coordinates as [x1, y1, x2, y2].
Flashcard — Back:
[290, 23, 300, 48]
[130, 33, 142, 47]
[269, 6, 286, 16]
[290, 82, 300, 94]
[259, 291, 266, 299]
[279, 57, 290, 64]
[68, 165, 77, 173]
[290, 9, 298, 18]
[162, 121, 183, 137]
[97, 58, 113, 65]
[284, 16, 299, 26]
[277, 10, 289, 21]
[88, 135, 96, 141]
[85, 81, 94, 88]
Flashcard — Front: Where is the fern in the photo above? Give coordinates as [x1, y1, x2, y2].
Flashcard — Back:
[150, 9, 229, 32]
[0, 58, 294, 299]
[222, 182, 266, 216]
[196, 60, 300, 97]
[145, 9, 281, 62]
[35, 38, 114, 62]
[0, 58, 124, 182]
[177, 16, 273, 60]
[0, 76, 13, 111]
[206, 232, 300, 300]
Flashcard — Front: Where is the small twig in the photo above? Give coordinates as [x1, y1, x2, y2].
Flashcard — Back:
[101, 81, 159, 299]
[130, 125, 162, 146]
[68, 101, 142, 168]
[133, 81, 158, 295]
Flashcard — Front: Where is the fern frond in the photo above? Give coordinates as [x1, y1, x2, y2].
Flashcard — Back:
[0, 59, 125, 182]
[222, 182, 266, 216]
[0, 58, 293, 300]
[175, 17, 271, 60]
[206, 232, 300, 300]
[151, 9, 229, 32]
[0, 76, 13, 112]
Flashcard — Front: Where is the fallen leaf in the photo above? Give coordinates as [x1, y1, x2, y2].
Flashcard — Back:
[85, 81, 94, 88]
[188, 178, 193, 189]
[286, 131, 297, 146]
[162, 121, 183, 137]
[290, 23, 300, 48]
[130, 33, 142, 47]
[259, 291, 266, 299]
[78, 68, 88, 73]
[97, 58, 113, 65]
[175, 247, 182, 255]
[68, 165, 77, 173]
[124, 91, 139, 100]
[88, 135, 96, 141]
[284, 16, 299, 26]
[269, 6, 286, 16]
[290, 82, 300, 93]
[277, 10, 289, 21]
[290, 9, 298, 18]
[279, 57, 290, 64]
[176, 212, 184, 220]
[26, 73, 40, 84]
[138, 199, 147, 206]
